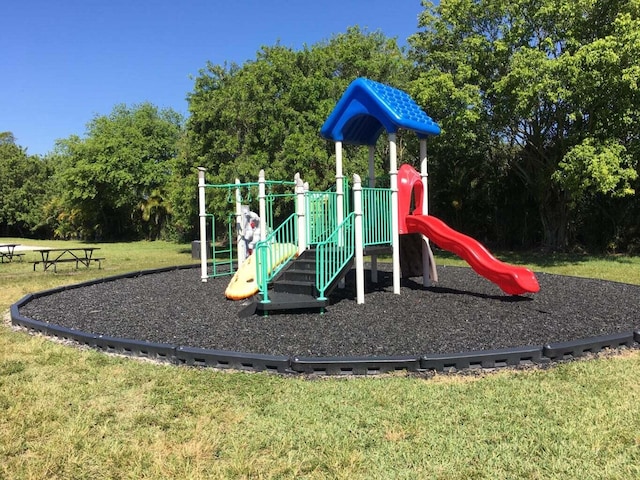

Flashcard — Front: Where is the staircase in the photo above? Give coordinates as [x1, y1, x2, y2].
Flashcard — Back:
[254, 247, 353, 314]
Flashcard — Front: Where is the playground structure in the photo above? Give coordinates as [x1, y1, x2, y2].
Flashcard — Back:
[198, 78, 539, 313]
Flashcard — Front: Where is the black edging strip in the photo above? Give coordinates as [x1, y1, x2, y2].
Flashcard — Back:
[291, 355, 421, 375]
[176, 346, 291, 373]
[421, 345, 547, 372]
[543, 333, 635, 360]
[92, 335, 177, 363]
[9, 264, 640, 376]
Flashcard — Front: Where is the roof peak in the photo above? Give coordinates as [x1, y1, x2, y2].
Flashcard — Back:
[320, 78, 441, 145]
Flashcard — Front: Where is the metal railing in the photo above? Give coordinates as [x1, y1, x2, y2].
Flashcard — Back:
[207, 213, 236, 278]
[315, 212, 355, 301]
[255, 213, 298, 303]
[253, 180, 390, 303]
[305, 179, 350, 247]
[362, 187, 392, 246]
[306, 191, 335, 245]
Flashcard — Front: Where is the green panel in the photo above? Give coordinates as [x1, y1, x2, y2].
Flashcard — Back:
[316, 213, 355, 301]
[255, 213, 298, 303]
[362, 188, 392, 246]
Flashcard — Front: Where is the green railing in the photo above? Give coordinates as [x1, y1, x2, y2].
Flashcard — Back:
[207, 213, 236, 278]
[265, 192, 296, 232]
[306, 191, 335, 245]
[340, 178, 351, 220]
[252, 181, 389, 304]
[362, 187, 392, 246]
[255, 213, 298, 304]
[306, 179, 350, 247]
[315, 212, 355, 301]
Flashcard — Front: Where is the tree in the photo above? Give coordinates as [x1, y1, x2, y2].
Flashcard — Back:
[0, 132, 54, 237]
[171, 27, 414, 240]
[409, 0, 639, 250]
[52, 103, 183, 240]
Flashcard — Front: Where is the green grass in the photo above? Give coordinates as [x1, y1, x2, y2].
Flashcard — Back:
[2, 238, 640, 479]
[431, 247, 640, 280]
[0, 237, 198, 312]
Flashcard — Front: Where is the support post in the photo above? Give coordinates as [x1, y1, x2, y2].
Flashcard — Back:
[353, 174, 365, 304]
[235, 178, 246, 262]
[295, 173, 306, 255]
[335, 141, 344, 245]
[389, 133, 400, 294]
[420, 139, 431, 287]
[197, 167, 208, 282]
[258, 169, 267, 240]
[335, 141, 346, 288]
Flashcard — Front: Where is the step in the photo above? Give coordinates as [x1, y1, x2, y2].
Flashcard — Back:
[273, 279, 317, 296]
[286, 259, 316, 271]
[256, 291, 326, 313]
[278, 270, 315, 283]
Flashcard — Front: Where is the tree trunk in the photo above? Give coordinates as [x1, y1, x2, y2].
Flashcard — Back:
[539, 187, 571, 251]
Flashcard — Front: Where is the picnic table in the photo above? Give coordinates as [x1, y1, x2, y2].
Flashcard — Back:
[0, 244, 24, 263]
[32, 247, 104, 272]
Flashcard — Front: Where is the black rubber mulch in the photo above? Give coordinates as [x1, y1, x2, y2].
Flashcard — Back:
[19, 264, 640, 358]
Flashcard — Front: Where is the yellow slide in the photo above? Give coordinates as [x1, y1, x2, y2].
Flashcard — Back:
[225, 243, 298, 300]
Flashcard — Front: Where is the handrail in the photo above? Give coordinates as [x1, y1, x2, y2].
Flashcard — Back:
[316, 212, 355, 301]
[254, 183, 388, 304]
[255, 212, 298, 303]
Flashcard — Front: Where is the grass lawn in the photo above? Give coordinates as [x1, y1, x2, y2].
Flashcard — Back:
[2, 238, 639, 479]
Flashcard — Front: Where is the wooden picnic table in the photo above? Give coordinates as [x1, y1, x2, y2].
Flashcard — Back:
[32, 247, 104, 272]
[0, 243, 24, 263]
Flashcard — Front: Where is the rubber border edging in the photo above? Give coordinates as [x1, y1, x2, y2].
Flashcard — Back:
[421, 346, 546, 372]
[543, 332, 635, 360]
[291, 355, 421, 375]
[9, 264, 640, 375]
[176, 346, 291, 373]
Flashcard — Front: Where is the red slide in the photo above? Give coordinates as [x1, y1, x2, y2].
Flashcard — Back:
[405, 214, 540, 295]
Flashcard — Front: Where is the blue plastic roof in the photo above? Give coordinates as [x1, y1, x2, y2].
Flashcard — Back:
[320, 78, 441, 145]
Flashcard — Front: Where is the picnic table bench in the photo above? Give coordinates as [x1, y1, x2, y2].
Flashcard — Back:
[32, 247, 104, 272]
[0, 244, 25, 263]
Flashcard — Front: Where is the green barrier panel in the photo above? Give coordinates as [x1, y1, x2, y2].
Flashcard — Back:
[316, 213, 355, 301]
[255, 213, 298, 304]
[207, 213, 236, 278]
[362, 187, 392, 246]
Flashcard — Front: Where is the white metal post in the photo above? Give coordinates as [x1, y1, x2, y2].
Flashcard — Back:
[197, 167, 208, 282]
[420, 139, 431, 286]
[335, 141, 346, 288]
[368, 145, 378, 283]
[335, 141, 344, 245]
[389, 133, 400, 294]
[295, 173, 306, 255]
[353, 174, 365, 304]
[420, 140, 429, 216]
[235, 178, 246, 262]
[258, 169, 267, 240]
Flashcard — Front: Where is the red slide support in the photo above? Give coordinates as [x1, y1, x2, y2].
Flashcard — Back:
[405, 215, 539, 295]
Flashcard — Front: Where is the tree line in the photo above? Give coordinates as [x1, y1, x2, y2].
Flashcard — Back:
[2, 1, 639, 252]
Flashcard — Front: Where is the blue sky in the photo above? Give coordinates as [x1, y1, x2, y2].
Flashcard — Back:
[3, 0, 427, 156]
